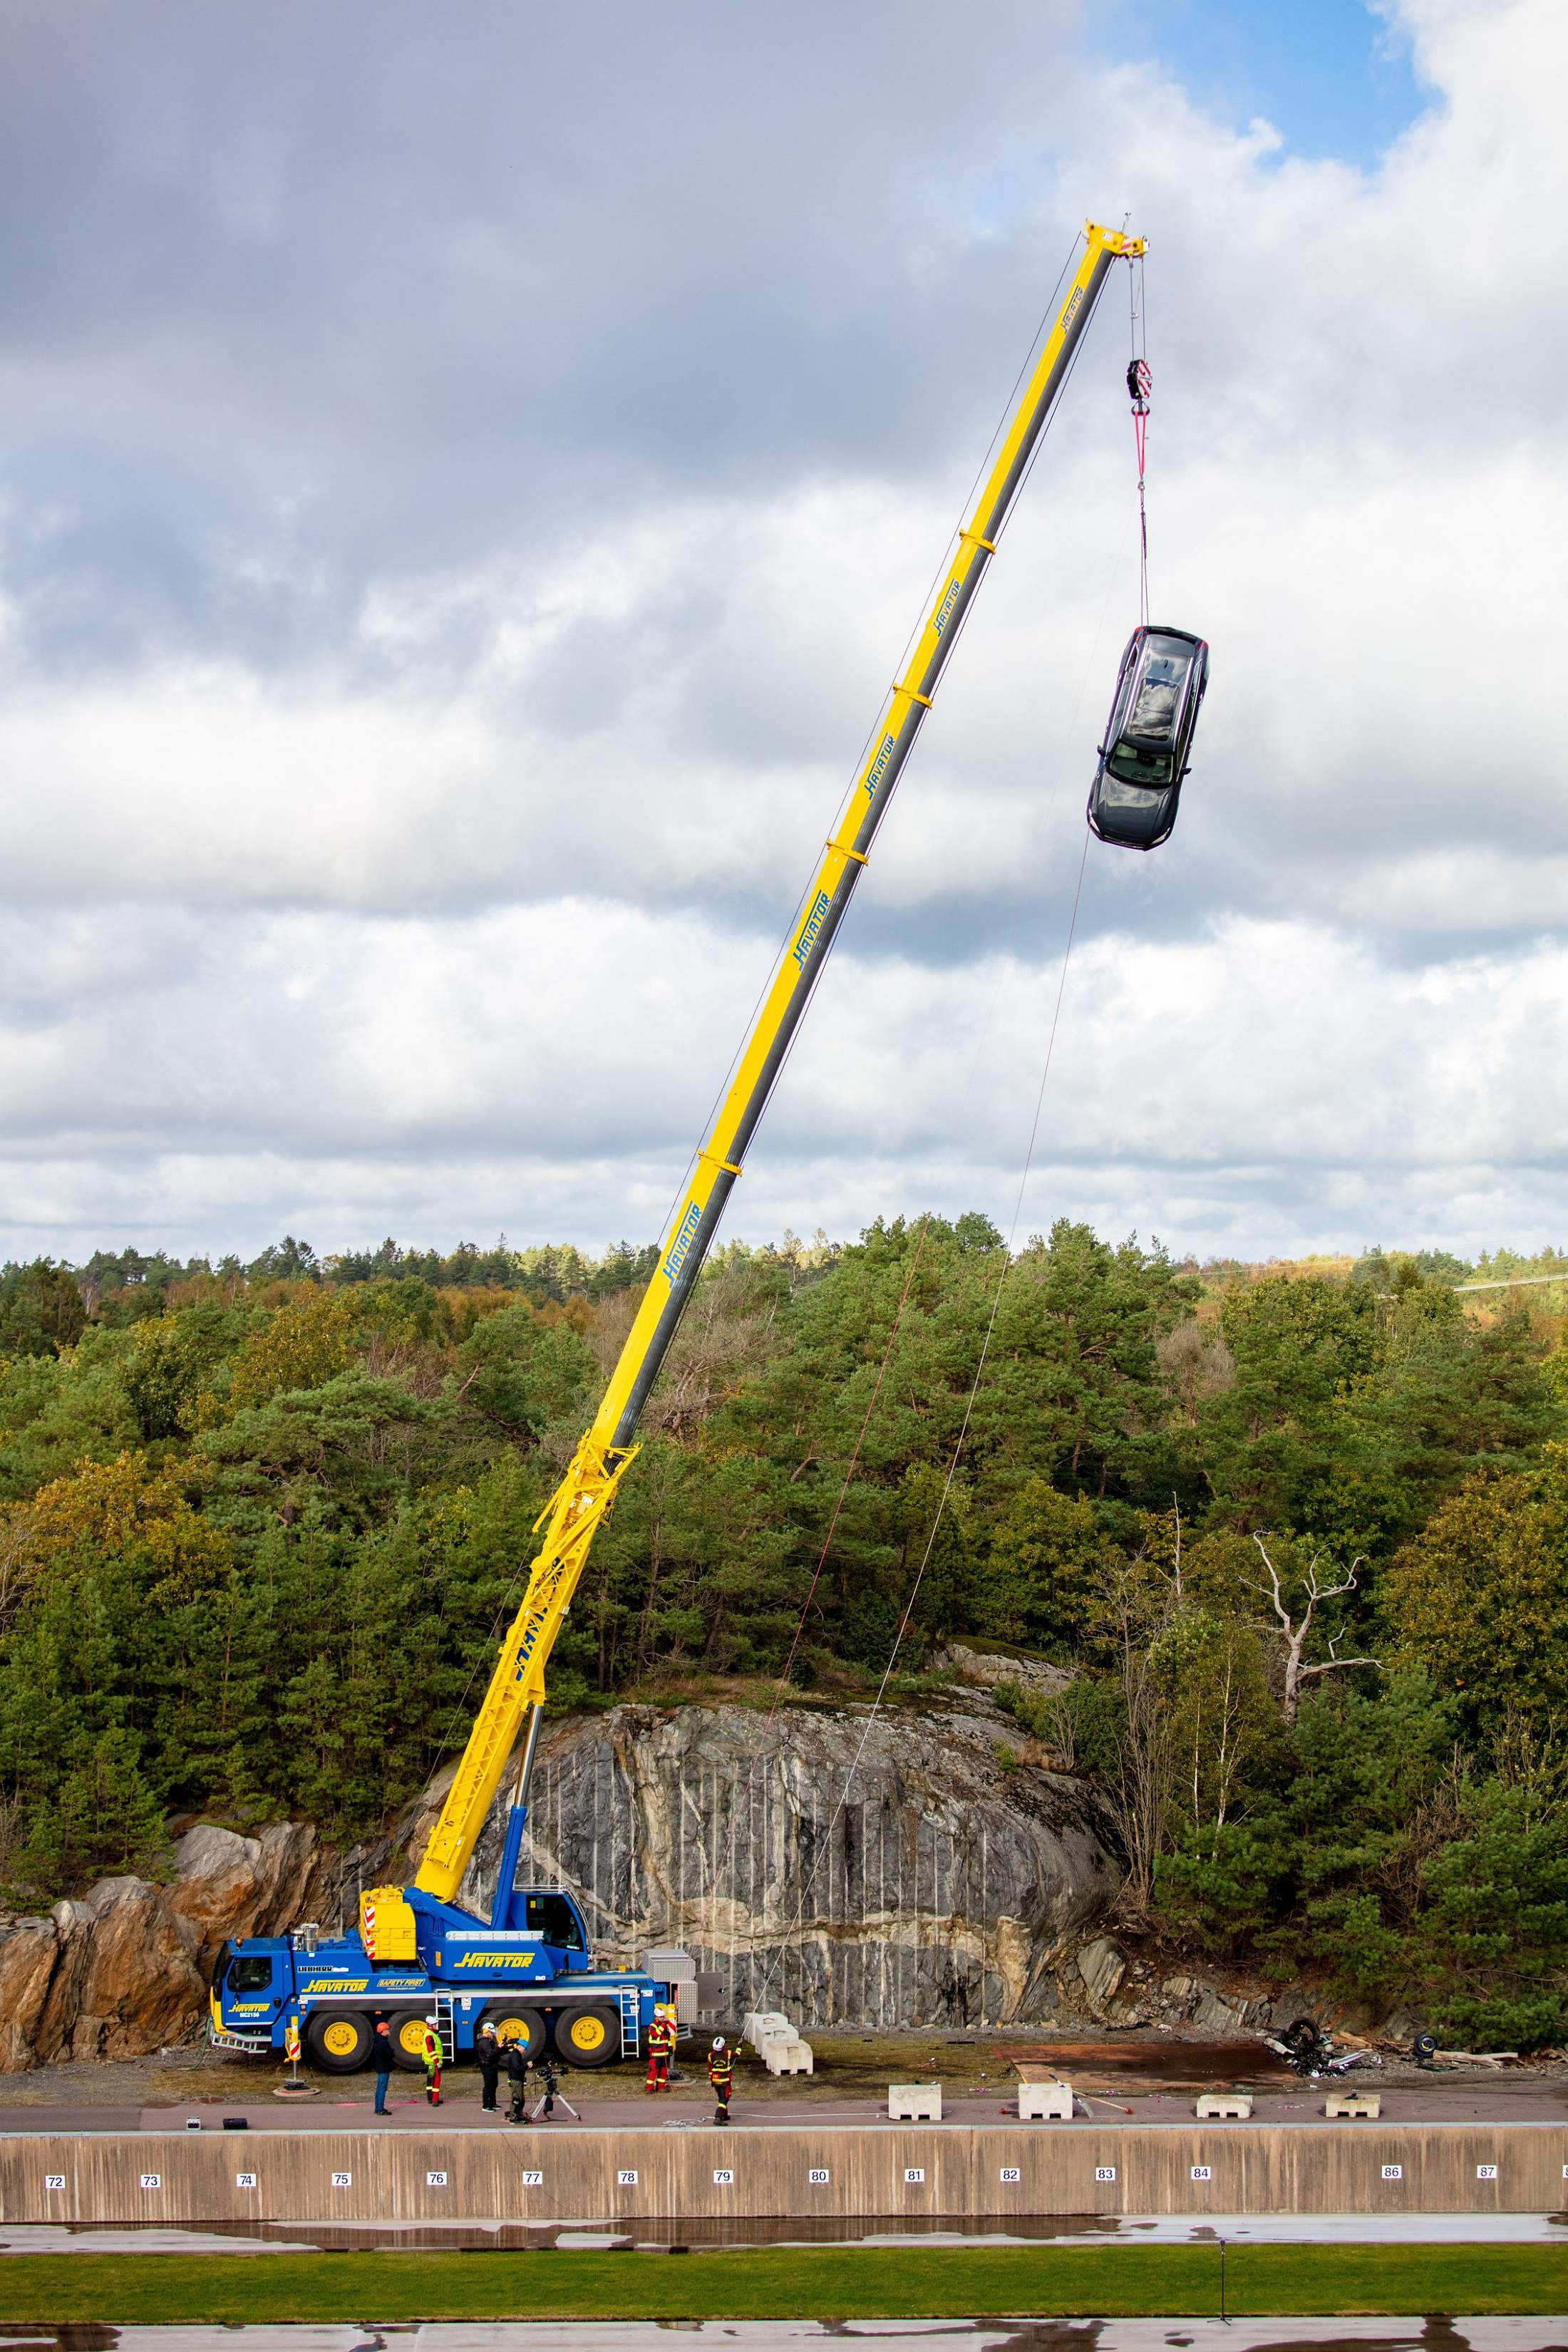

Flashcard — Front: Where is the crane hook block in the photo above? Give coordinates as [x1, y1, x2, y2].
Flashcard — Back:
[1126, 357, 1151, 412]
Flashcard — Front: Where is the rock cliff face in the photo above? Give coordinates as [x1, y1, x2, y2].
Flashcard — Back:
[0, 1822, 316, 2072]
[433, 1697, 1123, 2029]
[0, 1695, 1125, 2068]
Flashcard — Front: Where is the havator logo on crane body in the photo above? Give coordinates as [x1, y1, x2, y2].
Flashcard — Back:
[793, 890, 831, 968]
[662, 1199, 703, 1286]
[862, 731, 897, 799]
[932, 577, 962, 637]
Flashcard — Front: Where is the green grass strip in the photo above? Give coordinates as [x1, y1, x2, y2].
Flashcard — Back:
[0, 2242, 1564, 2326]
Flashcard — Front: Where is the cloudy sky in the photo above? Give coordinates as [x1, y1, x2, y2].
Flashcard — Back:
[0, 0, 1563, 1269]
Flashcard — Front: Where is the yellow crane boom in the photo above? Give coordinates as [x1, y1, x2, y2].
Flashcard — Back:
[414, 219, 1144, 1907]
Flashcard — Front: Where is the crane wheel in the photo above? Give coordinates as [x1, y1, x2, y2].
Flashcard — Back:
[481, 2001, 546, 2060]
[388, 2006, 438, 2073]
[556, 2001, 622, 2068]
[305, 2009, 372, 2073]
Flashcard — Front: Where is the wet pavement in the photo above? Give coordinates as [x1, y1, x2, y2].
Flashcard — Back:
[3, 2212, 1568, 2256]
[1, 2320, 1568, 2351]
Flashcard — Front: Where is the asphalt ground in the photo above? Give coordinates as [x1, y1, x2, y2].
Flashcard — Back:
[4, 2033, 1565, 2130]
[0, 2028, 1564, 2137]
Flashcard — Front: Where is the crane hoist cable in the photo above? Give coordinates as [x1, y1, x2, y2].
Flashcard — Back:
[755, 828, 1095, 2006]
[1128, 247, 1151, 628]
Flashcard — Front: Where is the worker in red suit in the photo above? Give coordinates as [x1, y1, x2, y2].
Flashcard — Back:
[708, 2035, 733, 2124]
[645, 2004, 676, 2093]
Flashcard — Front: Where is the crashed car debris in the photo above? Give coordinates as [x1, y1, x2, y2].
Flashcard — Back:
[1086, 623, 1210, 852]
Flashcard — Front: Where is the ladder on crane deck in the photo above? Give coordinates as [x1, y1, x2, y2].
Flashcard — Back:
[617, 1989, 641, 2058]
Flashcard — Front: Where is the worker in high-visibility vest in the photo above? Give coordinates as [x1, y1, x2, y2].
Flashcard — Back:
[708, 2035, 733, 2125]
[418, 2016, 443, 2107]
[644, 2004, 676, 2093]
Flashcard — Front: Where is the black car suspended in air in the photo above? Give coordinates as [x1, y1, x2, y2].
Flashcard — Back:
[1086, 624, 1209, 851]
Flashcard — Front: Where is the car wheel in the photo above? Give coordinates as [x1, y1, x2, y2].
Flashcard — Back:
[388, 2006, 437, 2073]
[305, 2009, 372, 2073]
[480, 2001, 546, 2061]
[555, 2001, 622, 2068]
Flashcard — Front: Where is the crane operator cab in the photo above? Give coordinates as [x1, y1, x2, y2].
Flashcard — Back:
[1087, 624, 1209, 851]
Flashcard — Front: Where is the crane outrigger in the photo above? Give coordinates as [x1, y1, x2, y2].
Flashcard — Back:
[212, 220, 1146, 2077]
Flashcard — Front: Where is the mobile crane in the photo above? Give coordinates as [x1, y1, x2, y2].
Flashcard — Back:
[211, 219, 1146, 2076]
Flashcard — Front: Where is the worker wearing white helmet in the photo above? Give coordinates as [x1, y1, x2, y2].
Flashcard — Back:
[708, 2034, 733, 2124]
[418, 2015, 443, 2107]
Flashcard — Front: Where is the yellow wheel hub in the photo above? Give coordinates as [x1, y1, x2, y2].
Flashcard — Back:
[494, 2018, 528, 2046]
[322, 2018, 359, 2058]
[568, 2012, 606, 2051]
[398, 2018, 429, 2056]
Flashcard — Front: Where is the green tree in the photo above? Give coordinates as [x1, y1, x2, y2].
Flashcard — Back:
[1383, 1447, 1568, 1738]
[0, 1263, 86, 1360]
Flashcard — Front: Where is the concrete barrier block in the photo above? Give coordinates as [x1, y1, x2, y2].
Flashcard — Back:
[762, 2037, 814, 2076]
[1325, 2093, 1381, 2118]
[1195, 2094, 1252, 2120]
[888, 2082, 942, 2121]
[742, 2011, 791, 2048]
[1018, 2080, 1073, 2120]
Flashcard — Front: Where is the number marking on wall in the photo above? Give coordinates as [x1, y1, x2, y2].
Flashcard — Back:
[904, 2167, 925, 2185]
[808, 2167, 830, 2185]
[522, 2170, 545, 2187]
[427, 2171, 448, 2187]
[43, 2175, 64, 2192]
[1477, 2164, 1498, 2180]
[331, 2171, 353, 2189]
[713, 2169, 734, 2186]
[1095, 2167, 1118, 2183]
[617, 2170, 639, 2187]
[999, 2167, 1021, 2184]
[140, 2175, 162, 2191]
[1190, 2166, 1211, 2182]
[1381, 2165, 1403, 2181]
[236, 2172, 258, 2190]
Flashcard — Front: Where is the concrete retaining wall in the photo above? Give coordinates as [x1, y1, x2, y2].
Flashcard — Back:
[1, 2125, 1564, 2224]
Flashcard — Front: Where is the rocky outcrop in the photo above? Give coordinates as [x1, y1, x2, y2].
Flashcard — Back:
[0, 1820, 316, 2072]
[429, 1698, 1123, 2029]
[935, 1644, 1074, 1703]
[0, 1696, 1128, 2065]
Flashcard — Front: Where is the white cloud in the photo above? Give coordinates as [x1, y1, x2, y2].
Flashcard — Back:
[0, 0, 1564, 1262]
[1, 896, 1564, 1264]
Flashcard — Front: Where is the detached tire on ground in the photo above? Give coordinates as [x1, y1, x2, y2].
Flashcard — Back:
[555, 2001, 622, 2068]
[305, 2009, 372, 2073]
[481, 2001, 546, 2061]
[389, 2006, 437, 2073]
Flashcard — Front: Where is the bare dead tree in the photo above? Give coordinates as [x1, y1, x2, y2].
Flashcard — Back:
[1250, 1535, 1382, 1724]
[1095, 1559, 1178, 1914]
